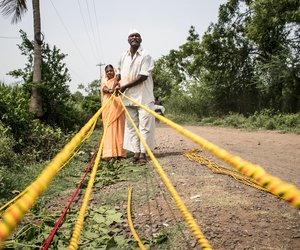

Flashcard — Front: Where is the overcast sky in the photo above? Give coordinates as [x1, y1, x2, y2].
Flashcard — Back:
[0, 0, 227, 93]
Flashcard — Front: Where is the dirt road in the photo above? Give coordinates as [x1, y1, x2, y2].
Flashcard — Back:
[145, 124, 300, 249]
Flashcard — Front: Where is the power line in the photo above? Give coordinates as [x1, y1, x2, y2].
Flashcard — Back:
[0, 36, 22, 39]
[77, 0, 98, 62]
[92, 0, 105, 63]
[85, 0, 101, 60]
[0, 34, 33, 39]
[49, 0, 94, 75]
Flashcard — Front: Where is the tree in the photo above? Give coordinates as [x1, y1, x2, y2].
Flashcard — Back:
[153, 0, 300, 117]
[244, 0, 300, 112]
[201, 2, 259, 114]
[79, 80, 101, 117]
[8, 30, 80, 130]
[0, 0, 43, 117]
[152, 57, 175, 99]
[199, 0, 300, 113]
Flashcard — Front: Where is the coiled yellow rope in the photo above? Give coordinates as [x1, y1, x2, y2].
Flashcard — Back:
[120, 97, 212, 249]
[127, 186, 147, 250]
[183, 148, 269, 192]
[68, 95, 115, 250]
[122, 94, 300, 208]
[0, 95, 113, 247]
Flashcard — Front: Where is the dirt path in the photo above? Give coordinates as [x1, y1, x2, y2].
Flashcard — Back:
[143, 124, 300, 249]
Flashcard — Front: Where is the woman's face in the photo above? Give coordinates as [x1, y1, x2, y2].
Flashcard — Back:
[105, 67, 115, 79]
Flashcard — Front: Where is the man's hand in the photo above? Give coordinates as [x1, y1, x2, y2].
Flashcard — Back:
[112, 74, 121, 90]
[112, 81, 120, 90]
[114, 85, 127, 96]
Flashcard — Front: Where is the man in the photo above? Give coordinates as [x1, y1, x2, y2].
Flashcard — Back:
[114, 29, 155, 164]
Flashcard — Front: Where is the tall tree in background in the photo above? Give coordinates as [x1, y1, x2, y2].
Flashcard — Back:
[0, 0, 43, 117]
[8, 31, 76, 130]
[201, 1, 259, 114]
[203, 0, 300, 113]
[245, 0, 300, 112]
[157, 0, 300, 116]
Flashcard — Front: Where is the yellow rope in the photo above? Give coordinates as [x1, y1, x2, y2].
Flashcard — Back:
[68, 94, 115, 250]
[127, 186, 147, 250]
[0, 119, 97, 215]
[121, 94, 300, 208]
[0, 95, 113, 247]
[183, 148, 269, 192]
[119, 97, 212, 249]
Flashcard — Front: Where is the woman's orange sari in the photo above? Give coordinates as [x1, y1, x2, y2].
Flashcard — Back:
[101, 76, 126, 159]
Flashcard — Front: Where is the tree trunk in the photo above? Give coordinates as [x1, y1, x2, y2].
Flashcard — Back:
[29, 0, 43, 117]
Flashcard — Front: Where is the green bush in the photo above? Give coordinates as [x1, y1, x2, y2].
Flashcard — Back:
[265, 118, 276, 130]
[197, 110, 300, 133]
[0, 122, 16, 164]
[0, 121, 18, 195]
[22, 120, 72, 162]
[81, 95, 101, 118]
[0, 83, 32, 147]
[221, 113, 248, 128]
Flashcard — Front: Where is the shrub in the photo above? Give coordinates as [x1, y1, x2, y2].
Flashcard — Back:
[0, 83, 32, 147]
[0, 121, 18, 195]
[22, 120, 72, 162]
[222, 113, 247, 128]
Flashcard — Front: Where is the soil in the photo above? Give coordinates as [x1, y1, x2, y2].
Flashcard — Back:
[121, 124, 300, 249]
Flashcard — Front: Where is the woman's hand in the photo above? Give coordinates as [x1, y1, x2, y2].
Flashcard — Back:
[112, 80, 120, 90]
[103, 87, 113, 94]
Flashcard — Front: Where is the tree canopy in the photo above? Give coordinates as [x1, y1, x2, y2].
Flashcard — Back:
[153, 0, 300, 116]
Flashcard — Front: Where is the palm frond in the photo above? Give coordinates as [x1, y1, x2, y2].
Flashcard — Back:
[0, 0, 28, 24]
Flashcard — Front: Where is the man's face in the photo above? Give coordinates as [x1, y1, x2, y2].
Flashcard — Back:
[128, 33, 142, 48]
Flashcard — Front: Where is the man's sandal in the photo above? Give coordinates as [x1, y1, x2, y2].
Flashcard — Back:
[138, 157, 147, 165]
[132, 153, 140, 163]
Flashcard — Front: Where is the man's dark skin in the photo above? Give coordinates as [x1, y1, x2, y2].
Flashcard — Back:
[113, 32, 149, 162]
[113, 33, 148, 93]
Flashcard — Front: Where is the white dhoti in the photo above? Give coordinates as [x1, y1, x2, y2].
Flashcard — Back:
[124, 103, 155, 153]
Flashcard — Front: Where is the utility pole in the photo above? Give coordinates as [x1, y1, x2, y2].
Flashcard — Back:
[96, 62, 105, 80]
[96, 63, 105, 97]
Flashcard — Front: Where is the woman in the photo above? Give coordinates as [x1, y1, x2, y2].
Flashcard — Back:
[101, 64, 126, 160]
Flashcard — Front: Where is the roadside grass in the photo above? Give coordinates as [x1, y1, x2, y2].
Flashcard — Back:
[166, 110, 300, 134]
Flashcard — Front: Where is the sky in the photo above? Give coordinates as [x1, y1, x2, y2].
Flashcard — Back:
[0, 0, 227, 93]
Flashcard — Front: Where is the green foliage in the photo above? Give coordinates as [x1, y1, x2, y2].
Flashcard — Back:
[214, 112, 248, 128]
[153, 57, 174, 98]
[4, 206, 135, 250]
[163, 83, 213, 120]
[8, 30, 85, 131]
[248, 110, 300, 132]
[0, 83, 32, 143]
[0, 122, 16, 166]
[21, 120, 72, 162]
[80, 79, 101, 96]
[155, 0, 300, 116]
[198, 110, 300, 134]
[81, 95, 101, 118]
[0, 121, 18, 195]
[75, 80, 101, 122]
[95, 160, 127, 187]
